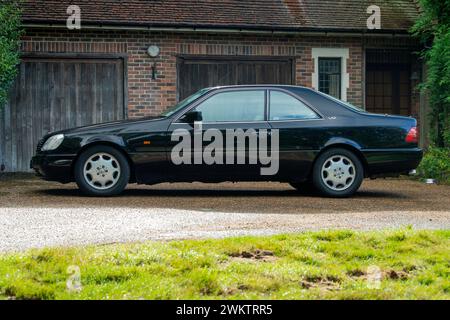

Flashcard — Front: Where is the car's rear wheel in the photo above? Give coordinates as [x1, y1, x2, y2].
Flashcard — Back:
[74, 145, 130, 196]
[312, 148, 363, 198]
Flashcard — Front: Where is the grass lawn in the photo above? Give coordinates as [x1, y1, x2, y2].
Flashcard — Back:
[0, 228, 449, 300]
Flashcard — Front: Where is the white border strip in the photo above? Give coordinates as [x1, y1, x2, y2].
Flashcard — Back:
[312, 48, 350, 102]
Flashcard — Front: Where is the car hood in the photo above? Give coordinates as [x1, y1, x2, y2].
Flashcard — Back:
[50, 116, 166, 136]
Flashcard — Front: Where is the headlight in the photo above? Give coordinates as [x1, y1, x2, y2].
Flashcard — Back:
[41, 134, 64, 151]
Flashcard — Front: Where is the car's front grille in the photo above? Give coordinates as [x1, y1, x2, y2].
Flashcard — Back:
[36, 138, 46, 153]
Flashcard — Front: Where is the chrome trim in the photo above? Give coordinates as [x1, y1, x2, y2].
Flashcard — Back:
[171, 121, 268, 125]
[361, 148, 423, 152]
[268, 118, 324, 123]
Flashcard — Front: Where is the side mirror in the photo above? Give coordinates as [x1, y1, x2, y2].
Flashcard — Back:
[181, 110, 203, 124]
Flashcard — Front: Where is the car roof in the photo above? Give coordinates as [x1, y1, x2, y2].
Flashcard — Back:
[204, 84, 367, 117]
[207, 84, 311, 91]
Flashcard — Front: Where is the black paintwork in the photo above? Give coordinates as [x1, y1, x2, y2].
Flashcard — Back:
[31, 85, 423, 184]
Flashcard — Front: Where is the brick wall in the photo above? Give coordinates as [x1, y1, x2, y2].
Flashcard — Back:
[21, 28, 419, 119]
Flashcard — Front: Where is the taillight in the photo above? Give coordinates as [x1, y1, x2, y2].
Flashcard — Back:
[405, 126, 418, 144]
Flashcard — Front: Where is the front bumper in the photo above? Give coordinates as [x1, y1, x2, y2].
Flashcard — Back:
[30, 154, 76, 183]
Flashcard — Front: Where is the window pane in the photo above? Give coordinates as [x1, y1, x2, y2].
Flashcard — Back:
[319, 58, 341, 99]
[269, 91, 318, 120]
[161, 88, 209, 117]
[195, 90, 265, 122]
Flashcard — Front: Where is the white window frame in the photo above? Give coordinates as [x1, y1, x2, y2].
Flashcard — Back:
[312, 48, 350, 102]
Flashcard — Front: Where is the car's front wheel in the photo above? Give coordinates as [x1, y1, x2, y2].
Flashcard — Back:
[74, 145, 130, 196]
[312, 148, 364, 198]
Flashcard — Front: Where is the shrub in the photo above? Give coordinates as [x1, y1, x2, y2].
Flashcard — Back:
[417, 147, 450, 184]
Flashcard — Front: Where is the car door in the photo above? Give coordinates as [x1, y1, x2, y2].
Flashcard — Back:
[267, 89, 323, 181]
[166, 89, 271, 182]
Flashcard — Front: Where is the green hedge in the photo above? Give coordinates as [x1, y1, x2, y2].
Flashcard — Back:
[417, 147, 450, 184]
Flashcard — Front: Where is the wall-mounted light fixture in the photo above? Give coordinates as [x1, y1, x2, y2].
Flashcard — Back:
[147, 45, 160, 58]
[147, 45, 160, 80]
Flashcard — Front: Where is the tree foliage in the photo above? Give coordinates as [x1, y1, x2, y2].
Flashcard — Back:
[412, 0, 450, 147]
[0, 0, 22, 109]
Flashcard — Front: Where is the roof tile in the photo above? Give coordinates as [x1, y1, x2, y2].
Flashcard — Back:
[21, 0, 420, 32]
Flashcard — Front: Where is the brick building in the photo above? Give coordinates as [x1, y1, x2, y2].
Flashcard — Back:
[0, 0, 428, 171]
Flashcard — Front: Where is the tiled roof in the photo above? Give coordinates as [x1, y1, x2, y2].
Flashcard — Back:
[21, 0, 420, 32]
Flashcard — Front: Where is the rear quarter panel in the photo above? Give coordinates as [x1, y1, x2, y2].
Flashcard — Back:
[288, 87, 421, 177]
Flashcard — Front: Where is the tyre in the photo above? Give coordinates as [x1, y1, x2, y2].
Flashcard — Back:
[312, 148, 364, 198]
[74, 145, 130, 196]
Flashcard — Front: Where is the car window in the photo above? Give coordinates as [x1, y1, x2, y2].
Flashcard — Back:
[269, 91, 319, 121]
[160, 88, 209, 117]
[193, 90, 265, 122]
[315, 90, 366, 113]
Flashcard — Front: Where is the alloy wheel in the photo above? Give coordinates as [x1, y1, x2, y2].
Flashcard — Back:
[321, 155, 356, 191]
[83, 152, 121, 190]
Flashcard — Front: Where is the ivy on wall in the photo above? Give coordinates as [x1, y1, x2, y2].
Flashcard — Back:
[0, 0, 23, 110]
[412, 0, 450, 147]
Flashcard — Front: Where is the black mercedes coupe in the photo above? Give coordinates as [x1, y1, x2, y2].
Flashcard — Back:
[31, 85, 422, 197]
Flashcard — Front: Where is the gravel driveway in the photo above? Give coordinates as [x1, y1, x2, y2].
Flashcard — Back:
[1, 174, 449, 252]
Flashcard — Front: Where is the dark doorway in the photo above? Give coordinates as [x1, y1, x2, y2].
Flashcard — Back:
[177, 56, 294, 100]
[365, 50, 412, 116]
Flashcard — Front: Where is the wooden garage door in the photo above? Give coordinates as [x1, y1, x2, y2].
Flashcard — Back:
[178, 57, 293, 100]
[0, 57, 125, 172]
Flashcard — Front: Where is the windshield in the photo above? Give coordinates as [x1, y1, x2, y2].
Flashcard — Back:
[160, 88, 210, 117]
[315, 90, 365, 113]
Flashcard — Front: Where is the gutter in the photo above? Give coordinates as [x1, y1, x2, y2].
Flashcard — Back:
[22, 21, 414, 38]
